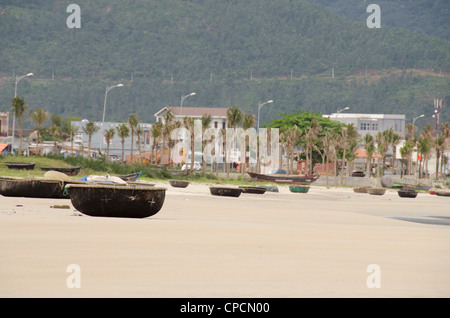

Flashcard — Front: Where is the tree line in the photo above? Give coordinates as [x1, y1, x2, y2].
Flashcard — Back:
[10, 96, 449, 181]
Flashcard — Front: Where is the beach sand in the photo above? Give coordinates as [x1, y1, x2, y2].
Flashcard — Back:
[1, 182, 449, 298]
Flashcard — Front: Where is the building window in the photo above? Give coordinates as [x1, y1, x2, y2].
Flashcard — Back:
[222, 122, 226, 129]
[360, 123, 367, 131]
[371, 123, 378, 131]
[214, 121, 218, 129]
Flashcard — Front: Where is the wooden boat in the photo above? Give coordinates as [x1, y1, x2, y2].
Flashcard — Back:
[435, 190, 450, 197]
[209, 186, 242, 197]
[368, 188, 386, 196]
[40, 166, 81, 176]
[353, 186, 371, 194]
[65, 183, 167, 218]
[238, 186, 267, 194]
[398, 188, 418, 198]
[118, 171, 142, 182]
[247, 171, 319, 185]
[289, 185, 310, 193]
[0, 176, 65, 198]
[169, 180, 190, 188]
[1, 162, 35, 170]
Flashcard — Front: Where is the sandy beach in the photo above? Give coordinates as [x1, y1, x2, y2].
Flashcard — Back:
[1, 181, 449, 298]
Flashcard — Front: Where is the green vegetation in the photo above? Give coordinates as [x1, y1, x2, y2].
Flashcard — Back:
[305, 0, 450, 40]
[0, 0, 449, 131]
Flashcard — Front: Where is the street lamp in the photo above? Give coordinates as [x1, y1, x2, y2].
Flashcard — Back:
[12, 72, 34, 154]
[412, 114, 424, 126]
[336, 106, 350, 114]
[180, 92, 196, 117]
[257, 100, 273, 134]
[100, 83, 124, 152]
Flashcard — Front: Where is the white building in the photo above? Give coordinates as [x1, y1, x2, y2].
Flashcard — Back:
[154, 106, 229, 129]
[325, 113, 406, 137]
[71, 120, 153, 159]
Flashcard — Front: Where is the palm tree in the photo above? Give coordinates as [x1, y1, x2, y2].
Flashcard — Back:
[69, 124, 79, 157]
[201, 113, 213, 173]
[11, 96, 28, 156]
[434, 135, 446, 179]
[364, 133, 375, 177]
[385, 128, 401, 172]
[160, 110, 175, 165]
[284, 125, 301, 174]
[305, 119, 321, 174]
[241, 113, 255, 176]
[417, 135, 433, 178]
[405, 123, 417, 175]
[48, 124, 59, 155]
[128, 113, 139, 163]
[323, 131, 335, 185]
[439, 123, 450, 175]
[226, 106, 243, 177]
[104, 127, 115, 161]
[82, 121, 100, 159]
[116, 122, 130, 163]
[376, 130, 389, 177]
[183, 116, 196, 171]
[136, 125, 144, 165]
[151, 121, 163, 164]
[400, 141, 414, 178]
[30, 108, 48, 155]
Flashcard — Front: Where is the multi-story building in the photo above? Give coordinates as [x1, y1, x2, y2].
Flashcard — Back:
[154, 106, 229, 129]
[325, 113, 406, 137]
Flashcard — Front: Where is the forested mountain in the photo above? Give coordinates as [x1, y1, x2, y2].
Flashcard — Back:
[305, 0, 450, 40]
[0, 0, 449, 130]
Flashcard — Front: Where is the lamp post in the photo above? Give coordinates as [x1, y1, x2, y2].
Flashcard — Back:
[100, 83, 124, 152]
[180, 92, 196, 117]
[433, 98, 443, 137]
[413, 114, 424, 177]
[257, 100, 273, 134]
[336, 106, 350, 114]
[12, 72, 34, 154]
[412, 114, 424, 126]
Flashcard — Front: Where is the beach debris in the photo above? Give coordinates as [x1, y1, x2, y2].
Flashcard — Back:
[50, 205, 71, 209]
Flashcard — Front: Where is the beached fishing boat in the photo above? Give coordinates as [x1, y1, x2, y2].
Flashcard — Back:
[118, 172, 142, 182]
[0, 176, 65, 198]
[238, 186, 267, 194]
[40, 166, 81, 176]
[247, 171, 319, 185]
[398, 188, 418, 198]
[1, 162, 35, 170]
[435, 190, 450, 197]
[169, 180, 190, 188]
[289, 185, 310, 193]
[368, 188, 386, 196]
[65, 183, 167, 218]
[353, 186, 372, 193]
[209, 186, 242, 197]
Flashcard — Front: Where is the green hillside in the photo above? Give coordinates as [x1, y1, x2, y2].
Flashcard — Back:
[0, 0, 449, 130]
[305, 0, 450, 40]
